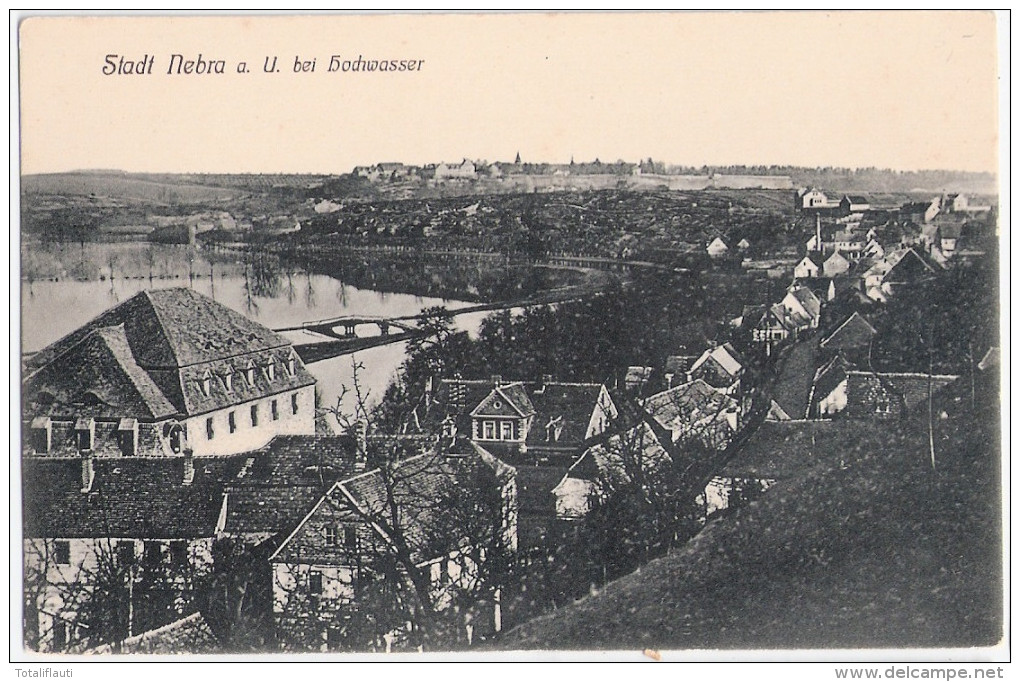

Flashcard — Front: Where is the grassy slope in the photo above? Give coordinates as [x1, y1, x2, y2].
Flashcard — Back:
[496, 376, 1002, 650]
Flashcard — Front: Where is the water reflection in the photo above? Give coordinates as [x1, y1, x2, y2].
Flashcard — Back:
[21, 242, 483, 431]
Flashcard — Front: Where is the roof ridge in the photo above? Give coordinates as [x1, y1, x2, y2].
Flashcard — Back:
[94, 324, 179, 420]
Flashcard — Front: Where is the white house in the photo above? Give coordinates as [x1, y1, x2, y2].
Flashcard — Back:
[706, 237, 729, 258]
[23, 289, 317, 459]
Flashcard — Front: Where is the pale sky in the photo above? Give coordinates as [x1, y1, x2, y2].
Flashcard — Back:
[16, 12, 1002, 175]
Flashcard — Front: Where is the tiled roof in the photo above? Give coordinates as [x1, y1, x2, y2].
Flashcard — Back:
[222, 435, 361, 534]
[820, 312, 877, 350]
[23, 455, 248, 539]
[769, 334, 818, 420]
[28, 288, 291, 370]
[23, 325, 179, 420]
[563, 420, 672, 486]
[86, 612, 218, 654]
[24, 289, 315, 420]
[526, 383, 604, 448]
[810, 353, 852, 404]
[643, 379, 736, 443]
[337, 454, 460, 563]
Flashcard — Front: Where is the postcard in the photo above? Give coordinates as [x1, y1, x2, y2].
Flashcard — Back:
[12, 10, 1007, 671]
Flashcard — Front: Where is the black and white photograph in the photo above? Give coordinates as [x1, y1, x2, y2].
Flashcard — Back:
[11, 10, 1008, 670]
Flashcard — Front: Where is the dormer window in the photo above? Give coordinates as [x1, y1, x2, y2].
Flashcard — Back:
[286, 353, 296, 377]
[245, 360, 257, 387]
[118, 418, 138, 456]
[30, 417, 52, 454]
[266, 361, 276, 382]
[75, 417, 95, 452]
[222, 371, 233, 392]
[200, 370, 212, 397]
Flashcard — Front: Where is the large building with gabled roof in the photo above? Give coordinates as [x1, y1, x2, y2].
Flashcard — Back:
[23, 288, 317, 458]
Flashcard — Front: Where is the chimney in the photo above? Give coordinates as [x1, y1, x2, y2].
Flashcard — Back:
[182, 448, 195, 486]
[535, 374, 552, 394]
[80, 450, 95, 493]
[491, 374, 502, 387]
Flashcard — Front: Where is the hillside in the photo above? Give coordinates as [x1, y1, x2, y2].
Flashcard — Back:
[495, 373, 1002, 650]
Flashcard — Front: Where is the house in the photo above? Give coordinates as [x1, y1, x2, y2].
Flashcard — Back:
[900, 199, 940, 225]
[268, 447, 516, 650]
[663, 354, 698, 389]
[22, 432, 366, 653]
[860, 247, 938, 300]
[844, 371, 959, 419]
[687, 343, 746, 392]
[806, 353, 853, 418]
[624, 365, 653, 394]
[751, 304, 800, 356]
[434, 159, 477, 180]
[819, 311, 877, 353]
[737, 238, 751, 250]
[23, 288, 317, 458]
[796, 277, 836, 303]
[433, 377, 618, 464]
[936, 220, 962, 256]
[880, 247, 940, 294]
[706, 237, 729, 258]
[793, 253, 823, 279]
[552, 420, 672, 521]
[642, 379, 740, 448]
[941, 193, 991, 214]
[781, 285, 822, 330]
[797, 188, 830, 211]
[823, 250, 851, 277]
[839, 195, 871, 214]
[861, 239, 885, 259]
[832, 231, 865, 255]
[218, 435, 364, 545]
[22, 452, 249, 652]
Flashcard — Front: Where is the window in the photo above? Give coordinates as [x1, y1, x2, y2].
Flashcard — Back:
[167, 424, 183, 454]
[309, 570, 323, 595]
[483, 421, 495, 440]
[324, 526, 338, 546]
[250, 404, 259, 427]
[271, 399, 279, 421]
[266, 362, 275, 382]
[117, 541, 135, 565]
[170, 540, 188, 567]
[53, 540, 70, 565]
[343, 526, 358, 550]
[118, 418, 138, 456]
[291, 393, 299, 415]
[245, 360, 256, 387]
[200, 371, 212, 397]
[30, 417, 51, 454]
[206, 417, 215, 440]
[228, 412, 237, 434]
[500, 421, 514, 441]
[223, 372, 233, 392]
[144, 541, 163, 565]
[75, 418, 95, 451]
[287, 355, 296, 377]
